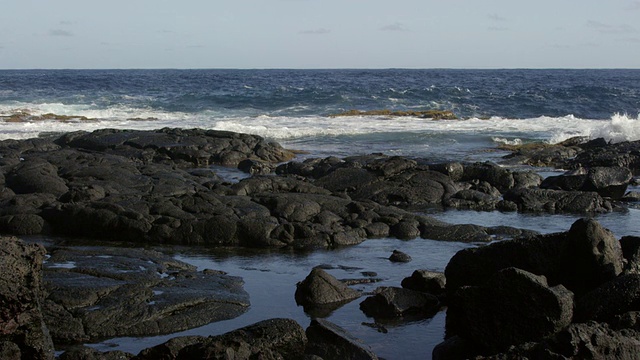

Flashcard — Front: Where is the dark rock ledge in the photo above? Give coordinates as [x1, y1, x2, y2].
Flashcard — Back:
[0, 128, 535, 246]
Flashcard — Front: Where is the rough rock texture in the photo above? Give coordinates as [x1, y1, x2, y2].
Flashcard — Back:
[571, 139, 640, 174]
[445, 218, 624, 297]
[503, 187, 612, 213]
[295, 267, 361, 314]
[620, 236, 640, 274]
[359, 286, 440, 320]
[43, 246, 249, 344]
[305, 319, 379, 360]
[0, 237, 55, 360]
[448, 267, 574, 354]
[58, 346, 133, 360]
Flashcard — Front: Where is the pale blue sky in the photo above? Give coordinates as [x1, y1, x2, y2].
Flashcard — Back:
[1, 0, 639, 69]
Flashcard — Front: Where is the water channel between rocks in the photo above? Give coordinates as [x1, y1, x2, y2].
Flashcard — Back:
[79, 207, 640, 360]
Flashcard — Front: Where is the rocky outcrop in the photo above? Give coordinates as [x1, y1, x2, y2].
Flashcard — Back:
[502, 187, 612, 213]
[435, 218, 640, 359]
[43, 246, 249, 344]
[0, 237, 54, 360]
[541, 166, 633, 199]
[0, 130, 533, 246]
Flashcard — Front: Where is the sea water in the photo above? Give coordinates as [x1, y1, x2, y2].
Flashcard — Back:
[2, 69, 640, 359]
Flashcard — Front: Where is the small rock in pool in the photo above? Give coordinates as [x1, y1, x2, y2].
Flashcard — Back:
[389, 250, 412, 263]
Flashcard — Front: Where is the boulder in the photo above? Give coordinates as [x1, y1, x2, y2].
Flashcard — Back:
[448, 267, 574, 354]
[571, 139, 640, 174]
[0, 237, 55, 360]
[4, 158, 68, 196]
[401, 270, 446, 296]
[359, 286, 440, 320]
[306, 319, 379, 360]
[295, 267, 361, 313]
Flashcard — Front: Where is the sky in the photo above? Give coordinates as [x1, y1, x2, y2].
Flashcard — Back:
[0, 0, 639, 69]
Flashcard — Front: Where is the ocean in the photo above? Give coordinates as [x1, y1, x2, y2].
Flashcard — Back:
[3, 69, 640, 359]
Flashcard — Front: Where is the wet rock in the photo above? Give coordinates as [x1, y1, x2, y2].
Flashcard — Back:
[541, 166, 632, 199]
[448, 267, 574, 354]
[445, 218, 624, 297]
[295, 267, 361, 314]
[444, 189, 501, 211]
[167, 318, 307, 360]
[43, 246, 249, 344]
[306, 319, 379, 360]
[389, 249, 412, 263]
[359, 286, 440, 320]
[237, 158, 275, 175]
[0, 237, 55, 360]
[503, 187, 612, 213]
[500, 142, 581, 168]
[401, 270, 446, 296]
[134, 335, 205, 360]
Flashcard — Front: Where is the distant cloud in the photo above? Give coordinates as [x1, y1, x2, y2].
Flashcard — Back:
[299, 28, 330, 35]
[49, 29, 74, 37]
[379, 22, 408, 32]
[487, 13, 507, 22]
[587, 20, 636, 34]
[487, 26, 509, 32]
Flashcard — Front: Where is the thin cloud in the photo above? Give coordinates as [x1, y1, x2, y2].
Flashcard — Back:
[627, 1, 640, 10]
[59, 20, 76, 26]
[49, 29, 74, 37]
[488, 26, 510, 32]
[487, 13, 507, 22]
[587, 20, 636, 34]
[379, 22, 408, 32]
[299, 28, 330, 35]
[620, 37, 640, 43]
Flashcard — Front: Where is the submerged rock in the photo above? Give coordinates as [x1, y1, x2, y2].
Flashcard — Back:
[389, 249, 412, 263]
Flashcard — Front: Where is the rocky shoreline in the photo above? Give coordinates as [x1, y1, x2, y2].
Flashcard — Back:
[2, 128, 640, 359]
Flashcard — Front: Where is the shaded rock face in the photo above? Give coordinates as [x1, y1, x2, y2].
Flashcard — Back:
[295, 267, 361, 315]
[305, 319, 379, 360]
[449, 267, 574, 354]
[0, 237, 55, 360]
[503, 187, 612, 213]
[359, 286, 440, 320]
[135, 318, 307, 360]
[43, 246, 249, 344]
[445, 218, 624, 297]
[576, 274, 640, 322]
